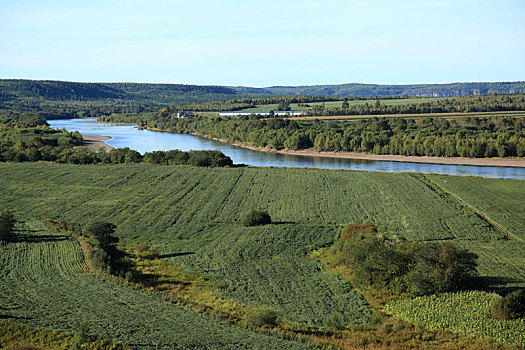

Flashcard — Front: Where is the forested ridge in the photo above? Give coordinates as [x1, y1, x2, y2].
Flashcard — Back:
[239, 81, 525, 97]
[2, 79, 525, 112]
[0, 79, 244, 112]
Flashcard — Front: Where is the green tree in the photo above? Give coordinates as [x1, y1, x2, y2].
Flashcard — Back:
[408, 243, 478, 296]
[84, 221, 118, 249]
[0, 208, 16, 242]
[243, 210, 272, 226]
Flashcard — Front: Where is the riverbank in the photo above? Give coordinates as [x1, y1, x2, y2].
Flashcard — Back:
[190, 133, 525, 168]
[81, 134, 114, 151]
[85, 120, 136, 126]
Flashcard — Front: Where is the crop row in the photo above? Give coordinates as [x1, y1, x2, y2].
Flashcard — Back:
[427, 174, 525, 241]
[0, 163, 500, 244]
[174, 224, 371, 327]
[0, 222, 310, 349]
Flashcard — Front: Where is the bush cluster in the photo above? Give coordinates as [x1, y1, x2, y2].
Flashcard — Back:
[243, 210, 272, 227]
[341, 229, 479, 296]
[492, 290, 525, 320]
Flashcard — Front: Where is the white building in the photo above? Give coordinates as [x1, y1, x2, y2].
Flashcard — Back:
[177, 111, 194, 118]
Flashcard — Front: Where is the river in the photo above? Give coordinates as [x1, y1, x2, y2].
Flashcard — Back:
[48, 118, 525, 179]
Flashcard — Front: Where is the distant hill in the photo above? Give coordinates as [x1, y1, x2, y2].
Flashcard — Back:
[1, 79, 524, 111]
[0, 80, 239, 110]
[235, 82, 525, 97]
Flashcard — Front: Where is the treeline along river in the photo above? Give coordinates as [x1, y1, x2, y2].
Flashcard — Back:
[49, 119, 525, 179]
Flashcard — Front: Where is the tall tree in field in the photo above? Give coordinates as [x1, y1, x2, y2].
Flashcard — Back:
[0, 208, 16, 242]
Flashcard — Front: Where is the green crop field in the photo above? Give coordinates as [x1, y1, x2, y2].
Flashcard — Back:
[238, 98, 441, 112]
[426, 174, 525, 241]
[0, 222, 311, 349]
[1, 162, 524, 347]
[384, 291, 525, 347]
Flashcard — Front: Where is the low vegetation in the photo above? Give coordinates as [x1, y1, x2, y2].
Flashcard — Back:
[0, 222, 311, 349]
[384, 291, 525, 347]
[0, 321, 130, 350]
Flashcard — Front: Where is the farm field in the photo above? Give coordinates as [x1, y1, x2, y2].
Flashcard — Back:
[0, 162, 524, 347]
[384, 291, 525, 347]
[426, 174, 525, 241]
[0, 221, 310, 349]
[237, 97, 442, 112]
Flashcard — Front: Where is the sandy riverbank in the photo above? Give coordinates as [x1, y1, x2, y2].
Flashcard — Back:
[191, 133, 525, 168]
[84, 120, 136, 126]
[81, 134, 114, 151]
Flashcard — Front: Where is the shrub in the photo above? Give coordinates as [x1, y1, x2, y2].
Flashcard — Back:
[244, 308, 279, 328]
[243, 210, 272, 226]
[492, 290, 525, 320]
[87, 248, 110, 273]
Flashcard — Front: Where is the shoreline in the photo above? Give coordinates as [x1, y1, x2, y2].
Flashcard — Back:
[190, 132, 525, 168]
[84, 120, 136, 126]
[81, 134, 114, 151]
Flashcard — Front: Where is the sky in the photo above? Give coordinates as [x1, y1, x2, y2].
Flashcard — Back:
[1, 0, 524, 86]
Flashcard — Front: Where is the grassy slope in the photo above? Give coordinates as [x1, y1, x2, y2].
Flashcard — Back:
[0, 221, 309, 349]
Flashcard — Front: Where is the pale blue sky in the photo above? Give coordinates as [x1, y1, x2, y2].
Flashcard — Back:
[1, 0, 524, 86]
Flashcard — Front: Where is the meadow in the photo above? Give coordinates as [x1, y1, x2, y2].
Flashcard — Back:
[0, 162, 524, 347]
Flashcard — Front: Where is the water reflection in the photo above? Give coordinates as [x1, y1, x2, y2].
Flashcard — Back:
[48, 119, 525, 179]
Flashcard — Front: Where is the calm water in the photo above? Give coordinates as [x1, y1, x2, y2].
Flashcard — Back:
[48, 118, 525, 179]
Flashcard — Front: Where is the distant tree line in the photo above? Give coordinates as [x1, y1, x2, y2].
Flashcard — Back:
[162, 95, 342, 112]
[301, 93, 525, 117]
[136, 114, 525, 158]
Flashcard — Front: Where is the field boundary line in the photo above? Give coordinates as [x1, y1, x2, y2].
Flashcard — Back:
[411, 174, 514, 241]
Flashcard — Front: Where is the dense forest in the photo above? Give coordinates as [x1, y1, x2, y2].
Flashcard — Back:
[141, 115, 525, 158]
[95, 93, 525, 158]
